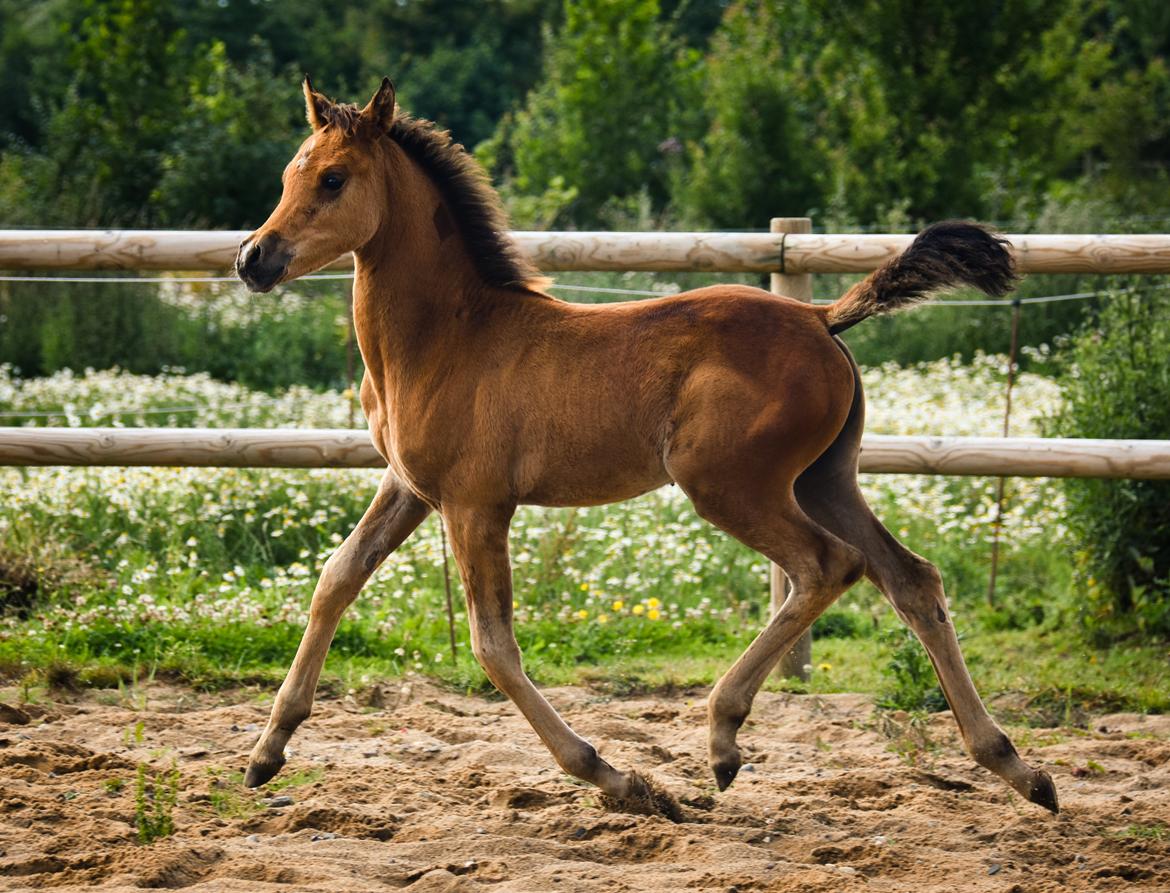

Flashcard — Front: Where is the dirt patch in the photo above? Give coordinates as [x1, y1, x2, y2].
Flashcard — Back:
[0, 683, 1166, 892]
[0, 547, 106, 619]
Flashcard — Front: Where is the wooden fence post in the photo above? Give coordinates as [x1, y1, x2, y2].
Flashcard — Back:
[770, 217, 814, 681]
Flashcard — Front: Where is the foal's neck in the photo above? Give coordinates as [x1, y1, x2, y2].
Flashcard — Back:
[351, 143, 493, 386]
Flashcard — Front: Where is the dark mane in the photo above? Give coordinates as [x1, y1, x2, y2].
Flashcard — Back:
[316, 99, 547, 292]
[390, 115, 548, 292]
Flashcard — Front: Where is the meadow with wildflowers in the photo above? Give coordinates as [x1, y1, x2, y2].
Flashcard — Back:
[0, 357, 1166, 715]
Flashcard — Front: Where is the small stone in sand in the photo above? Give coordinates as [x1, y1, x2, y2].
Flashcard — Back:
[0, 704, 30, 725]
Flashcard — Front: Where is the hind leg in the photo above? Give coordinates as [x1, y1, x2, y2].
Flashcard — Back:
[796, 470, 1059, 812]
[678, 471, 865, 790]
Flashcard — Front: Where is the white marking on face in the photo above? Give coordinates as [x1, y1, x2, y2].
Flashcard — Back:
[296, 139, 315, 171]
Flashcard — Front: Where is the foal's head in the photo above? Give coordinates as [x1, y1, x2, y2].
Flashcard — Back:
[236, 77, 397, 292]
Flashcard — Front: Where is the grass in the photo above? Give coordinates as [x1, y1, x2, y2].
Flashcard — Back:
[200, 764, 324, 821]
[1113, 823, 1169, 841]
[264, 767, 324, 792]
[135, 763, 180, 844]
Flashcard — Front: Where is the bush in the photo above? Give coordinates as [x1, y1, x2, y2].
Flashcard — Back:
[1047, 287, 1170, 640]
[0, 281, 352, 392]
[876, 627, 948, 713]
[812, 609, 867, 640]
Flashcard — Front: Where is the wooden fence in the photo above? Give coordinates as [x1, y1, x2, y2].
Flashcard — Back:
[1, 427, 1168, 478]
[3, 226, 1169, 479]
[4, 223, 1169, 679]
[4, 228, 1170, 274]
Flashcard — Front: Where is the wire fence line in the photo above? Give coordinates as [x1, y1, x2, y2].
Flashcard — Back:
[0, 405, 203, 420]
[2, 270, 1167, 306]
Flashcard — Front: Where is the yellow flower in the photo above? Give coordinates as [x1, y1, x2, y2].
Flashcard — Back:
[576, 609, 588, 620]
[632, 604, 645, 616]
[579, 583, 589, 591]
[597, 613, 609, 624]
[612, 600, 624, 612]
[512, 599, 519, 610]
[647, 608, 661, 621]
[818, 662, 833, 672]
[647, 597, 661, 609]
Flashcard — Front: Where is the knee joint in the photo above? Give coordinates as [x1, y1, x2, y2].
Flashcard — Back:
[839, 547, 866, 589]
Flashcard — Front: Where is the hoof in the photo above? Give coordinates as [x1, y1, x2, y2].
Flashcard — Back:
[713, 763, 739, 792]
[712, 759, 740, 792]
[1028, 770, 1059, 814]
[244, 756, 285, 788]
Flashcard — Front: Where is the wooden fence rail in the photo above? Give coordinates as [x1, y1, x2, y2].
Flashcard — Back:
[4, 224, 1167, 682]
[2, 427, 1169, 479]
[3, 229, 1170, 275]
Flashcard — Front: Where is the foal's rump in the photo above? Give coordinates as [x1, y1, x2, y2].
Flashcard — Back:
[617, 287, 859, 493]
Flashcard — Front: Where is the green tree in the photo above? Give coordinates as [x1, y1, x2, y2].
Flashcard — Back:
[484, 0, 703, 226]
[677, 0, 1124, 227]
[48, 0, 193, 226]
[152, 40, 301, 228]
[669, 1, 821, 227]
[351, 0, 558, 148]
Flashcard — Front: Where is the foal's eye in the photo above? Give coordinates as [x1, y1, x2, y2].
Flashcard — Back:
[321, 172, 346, 192]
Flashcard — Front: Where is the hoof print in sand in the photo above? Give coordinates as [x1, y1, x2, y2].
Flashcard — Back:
[263, 805, 398, 841]
[599, 773, 685, 823]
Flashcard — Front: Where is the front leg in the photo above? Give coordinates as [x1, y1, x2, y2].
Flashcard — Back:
[245, 471, 430, 787]
[443, 503, 669, 811]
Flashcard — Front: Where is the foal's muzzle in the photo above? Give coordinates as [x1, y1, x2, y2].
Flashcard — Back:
[236, 232, 293, 293]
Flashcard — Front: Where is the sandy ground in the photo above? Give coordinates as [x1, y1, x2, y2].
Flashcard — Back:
[0, 681, 1167, 892]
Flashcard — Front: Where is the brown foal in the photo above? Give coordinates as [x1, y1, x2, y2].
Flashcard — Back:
[235, 77, 1058, 815]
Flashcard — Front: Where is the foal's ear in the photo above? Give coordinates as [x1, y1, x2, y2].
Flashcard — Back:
[303, 75, 333, 131]
[360, 77, 397, 132]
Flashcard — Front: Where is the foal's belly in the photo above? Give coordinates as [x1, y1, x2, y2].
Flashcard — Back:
[512, 439, 673, 508]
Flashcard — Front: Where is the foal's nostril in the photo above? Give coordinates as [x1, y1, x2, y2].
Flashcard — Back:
[237, 234, 273, 275]
[236, 238, 256, 274]
[237, 232, 291, 292]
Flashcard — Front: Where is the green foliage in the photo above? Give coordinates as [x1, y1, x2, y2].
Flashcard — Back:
[669, 1, 821, 227]
[486, 0, 702, 226]
[812, 609, 868, 640]
[152, 40, 301, 228]
[134, 762, 179, 844]
[53, 0, 192, 226]
[3, 0, 1170, 236]
[0, 0, 555, 228]
[876, 627, 948, 713]
[0, 283, 351, 390]
[1047, 289, 1170, 640]
[675, 0, 1170, 227]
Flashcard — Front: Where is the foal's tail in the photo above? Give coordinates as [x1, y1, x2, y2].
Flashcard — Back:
[823, 221, 1017, 335]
